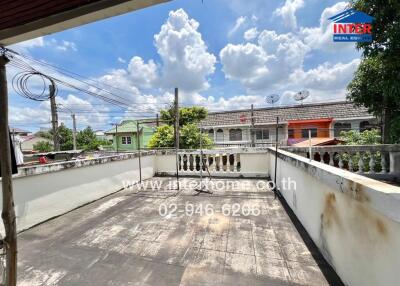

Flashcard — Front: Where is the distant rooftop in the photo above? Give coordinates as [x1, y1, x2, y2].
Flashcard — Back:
[10, 127, 31, 134]
[202, 101, 373, 127]
[105, 120, 154, 134]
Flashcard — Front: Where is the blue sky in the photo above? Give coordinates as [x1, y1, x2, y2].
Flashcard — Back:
[8, 0, 361, 131]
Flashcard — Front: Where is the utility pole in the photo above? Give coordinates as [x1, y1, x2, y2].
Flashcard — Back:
[251, 104, 255, 147]
[115, 124, 119, 154]
[72, 114, 77, 150]
[156, 113, 159, 127]
[174, 87, 180, 190]
[0, 53, 18, 286]
[49, 86, 59, 151]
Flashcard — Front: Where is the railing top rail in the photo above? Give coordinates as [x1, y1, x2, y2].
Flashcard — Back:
[156, 147, 274, 156]
[282, 144, 400, 153]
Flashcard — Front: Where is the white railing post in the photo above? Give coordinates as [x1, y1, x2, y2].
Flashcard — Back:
[329, 152, 335, 166]
[357, 152, 364, 174]
[389, 151, 400, 175]
[348, 153, 354, 172]
[369, 152, 375, 174]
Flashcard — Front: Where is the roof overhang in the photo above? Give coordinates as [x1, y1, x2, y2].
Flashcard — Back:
[288, 118, 333, 125]
[0, 0, 170, 46]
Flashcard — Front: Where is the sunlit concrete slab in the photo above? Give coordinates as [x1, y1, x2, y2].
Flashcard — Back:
[17, 177, 343, 285]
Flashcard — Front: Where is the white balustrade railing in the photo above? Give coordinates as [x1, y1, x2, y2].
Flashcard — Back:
[178, 150, 241, 175]
[282, 144, 400, 179]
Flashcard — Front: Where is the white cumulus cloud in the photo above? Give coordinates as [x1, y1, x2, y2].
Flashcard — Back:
[228, 16, 247, 37]
[220, 30, 309, 91]
[274, 0, 305, 29]
[154, 8, 216, 93]
[244, 27, 259, 41]
[127, 56, 158, 89]
[290, 59, 360, 90]
[300, 1, 352, 51]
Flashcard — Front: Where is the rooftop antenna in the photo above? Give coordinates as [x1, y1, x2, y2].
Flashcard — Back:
[266, 94, 281, 105]
[294, 90, 310, 106]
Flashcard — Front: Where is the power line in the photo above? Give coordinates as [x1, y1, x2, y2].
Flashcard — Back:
[6, 49, 175, 109]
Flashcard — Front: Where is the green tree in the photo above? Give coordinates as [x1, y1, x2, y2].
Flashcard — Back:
[149, 106, 213, 149]
[33, 141, 53, 152]
[339, 129, 382, 172]
[36, 124, 74, 151]
[58, 124, 74, 151]
[160, 106, 208, 126]
[77, 126, 110, 151]
[148, 125, 175, 148]
[347, 0, 400, 143]
[339, 129, 381, 145]
[148, 124, 212, 149]
[180, 124, 213, 149]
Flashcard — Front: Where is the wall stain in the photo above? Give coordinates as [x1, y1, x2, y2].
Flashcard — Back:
[346, 181, 371, 203]
[322, 193, 342, 229]
[376, 218, 388, 236]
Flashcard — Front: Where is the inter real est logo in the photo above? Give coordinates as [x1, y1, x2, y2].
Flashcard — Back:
[329, 8, 375, 42]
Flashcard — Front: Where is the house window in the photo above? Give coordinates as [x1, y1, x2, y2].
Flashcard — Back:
[122, 136, 132, 145]
[360, 121, 370, 132]
[208, 129, 214, 139]
[229, 129, 242, 141]
[216, 129, 224, 141]
[288, 129, 294, 139]
[301, 128, 317, 138]
[334, 122, 351, 137]
[256, 129, 269, 140]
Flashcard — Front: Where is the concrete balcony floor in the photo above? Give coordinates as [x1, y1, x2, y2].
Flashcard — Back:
[17, 177, 343, 286]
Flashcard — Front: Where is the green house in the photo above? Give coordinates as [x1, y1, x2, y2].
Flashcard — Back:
[105, 120, 155, 151]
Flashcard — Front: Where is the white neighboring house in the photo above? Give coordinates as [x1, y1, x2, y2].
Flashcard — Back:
[201, 101, 377, 147]
[21, 135, 53, 153]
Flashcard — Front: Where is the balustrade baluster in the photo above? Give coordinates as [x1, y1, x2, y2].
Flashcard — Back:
[369, 152, 375, 173]
[329, 152, 335, 166]
[381, 152, 387, 173]
[357, 152, 364, 173]
[338, 156, 344, 169]
[203, 154, 208, 172]
[348, 153, 354, 172]
[208, 155, 214, 172]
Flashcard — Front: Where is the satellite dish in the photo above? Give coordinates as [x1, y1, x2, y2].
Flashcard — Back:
[266, 94, 280, 104]
[294, 90, 310, 104]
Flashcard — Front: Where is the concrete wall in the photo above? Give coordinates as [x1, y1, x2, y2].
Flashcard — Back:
[240, 153, 269, 177]
[268, 148, 400, 286]
[0, 153, 156, 232]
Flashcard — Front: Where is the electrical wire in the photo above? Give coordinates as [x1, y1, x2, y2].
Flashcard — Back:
[12, 71, 57, 101]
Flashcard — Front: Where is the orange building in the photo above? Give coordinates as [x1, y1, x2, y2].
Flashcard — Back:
[288, 118, 332, 140]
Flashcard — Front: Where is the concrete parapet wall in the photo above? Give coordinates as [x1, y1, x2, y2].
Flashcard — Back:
[0, 152, 156, 232]
[268, 147, 400, 286]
